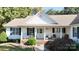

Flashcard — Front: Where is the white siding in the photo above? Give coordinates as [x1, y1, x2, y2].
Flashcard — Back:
[71, 24, 79, 27]
[6, 27, 10, 37]
[6, 27, 27, 39]
[45, 27, 52, 36]
[71, 24, 79, 42]
[6, 27, 21, 39]
[21, 27, 27, 39]
[36, 33, 44, 39]
[36, 27, 44, 39]
[66, 27, 71, 38]
[6, 26, 74, 40]
[46, 27, 52, 34]
[69, 27, 73, 39]
[9, 35, 21, 39]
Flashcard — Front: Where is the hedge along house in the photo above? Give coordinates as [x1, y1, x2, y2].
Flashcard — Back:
[3, 12, 79, 43]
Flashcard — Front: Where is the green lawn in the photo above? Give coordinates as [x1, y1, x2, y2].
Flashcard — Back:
[0, 43, 34, 51]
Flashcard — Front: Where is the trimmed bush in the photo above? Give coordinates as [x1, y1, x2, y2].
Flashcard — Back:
[16, 39, 20, 43]
[7, 39, 20, 43]
[0, 31, 7, 42]
[44, 34, 76, 51]
[26, 37, 36, 45]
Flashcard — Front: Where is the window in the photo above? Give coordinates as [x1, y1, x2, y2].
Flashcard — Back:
[73, 27, 77, 37]
[10, 28, 21, 35]
[37, 28, 43, 33]
[52, 28, 55, 33]
[27, 28, 34, 35]
[62, 28, 66, 33]
[56, 28, 60, 33]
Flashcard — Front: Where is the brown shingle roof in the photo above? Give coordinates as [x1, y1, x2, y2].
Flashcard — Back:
[3, 14, 78, 27]
[3, 16, 32, 27]
[49, 15, 77, 26]
[70, 14, 79, 24]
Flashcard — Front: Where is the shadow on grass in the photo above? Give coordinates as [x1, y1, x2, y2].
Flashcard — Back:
[0, 44, 34, 51]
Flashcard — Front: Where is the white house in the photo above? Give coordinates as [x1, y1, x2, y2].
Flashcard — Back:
[3, 12, 79, 42]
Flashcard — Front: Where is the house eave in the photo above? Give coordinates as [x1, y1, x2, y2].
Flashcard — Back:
[3, 24, 70, 27]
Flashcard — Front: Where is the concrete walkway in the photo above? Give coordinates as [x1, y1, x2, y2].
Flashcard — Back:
[34, 45, 44, 51]
[34, 45, 49, 51]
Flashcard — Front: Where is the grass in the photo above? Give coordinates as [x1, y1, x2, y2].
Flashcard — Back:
[76, 43, 79, 50]
[0, 43, 34, 51]
[0, 46, 33, 51]
[0, 31, 34, 51]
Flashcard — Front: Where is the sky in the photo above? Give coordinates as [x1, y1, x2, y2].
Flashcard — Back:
[43, 7, 64, 11]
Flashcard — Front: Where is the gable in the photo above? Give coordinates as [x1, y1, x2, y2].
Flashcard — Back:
[36, 12, 57, 24]
[25, 13, 57, 25]
[71, 14, 79, 25]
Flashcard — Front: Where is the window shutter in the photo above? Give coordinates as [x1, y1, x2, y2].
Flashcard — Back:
[62, 28, 66, 33]
[52, 28, 55, 33]
[19, 28, 21, 35]
[73, 27, 75, 37]
[10, 28, 12, 35]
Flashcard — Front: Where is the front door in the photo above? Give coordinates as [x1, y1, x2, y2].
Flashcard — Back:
[27, 28, 35, 36]
[56, 28, 60, 38]
[37, 28, 44, 39]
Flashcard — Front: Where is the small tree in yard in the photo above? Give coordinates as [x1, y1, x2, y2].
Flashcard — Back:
[0, 31, 7, 43]
[26, 37, 36, 45]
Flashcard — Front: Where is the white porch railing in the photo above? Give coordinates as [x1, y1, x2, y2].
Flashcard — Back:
[36, 33, 44, 39]
[36, 33, 61, 39]
[21, 33, 64, 39]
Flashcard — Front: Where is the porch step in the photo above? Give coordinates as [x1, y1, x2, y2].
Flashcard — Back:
[37, 40, 48, 46]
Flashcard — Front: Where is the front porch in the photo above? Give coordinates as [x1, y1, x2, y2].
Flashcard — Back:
[21, 26, 71, 40]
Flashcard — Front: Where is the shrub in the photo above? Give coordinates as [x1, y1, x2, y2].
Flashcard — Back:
[63, 34, 69, 39]
[44, 38, 76, 51]
[0, 31, 7, 42]
[16, 39, 20, 43]
[26, 37, 36, 45]
[7, 39, 20, 43]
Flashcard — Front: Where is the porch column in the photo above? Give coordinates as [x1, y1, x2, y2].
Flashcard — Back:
[21, 27, 23, 44]
[70, 27, 73, 39]
[35, 27, 37, 39]
[44, 27, 46, 40]
[60, 27, 62, 38]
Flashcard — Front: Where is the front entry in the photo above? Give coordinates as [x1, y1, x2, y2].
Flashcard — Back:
[56, 28, 61, 38]
[37, 28, 44, 39]
[27, 28, 35, 36]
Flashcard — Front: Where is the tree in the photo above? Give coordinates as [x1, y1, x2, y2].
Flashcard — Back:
[46, 9, 54, 15]
[64, 7, 79, 14]
[0, 7, 42, 32]
[46, 7, 79, 15]
[46, 9, 61, 15]
[32, 7, 42, 15]
[0, 7, 32, 31]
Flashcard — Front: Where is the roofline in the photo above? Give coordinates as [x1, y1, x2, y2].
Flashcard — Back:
[48, 14, 77, 16]
[3, 25, 71, 27]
